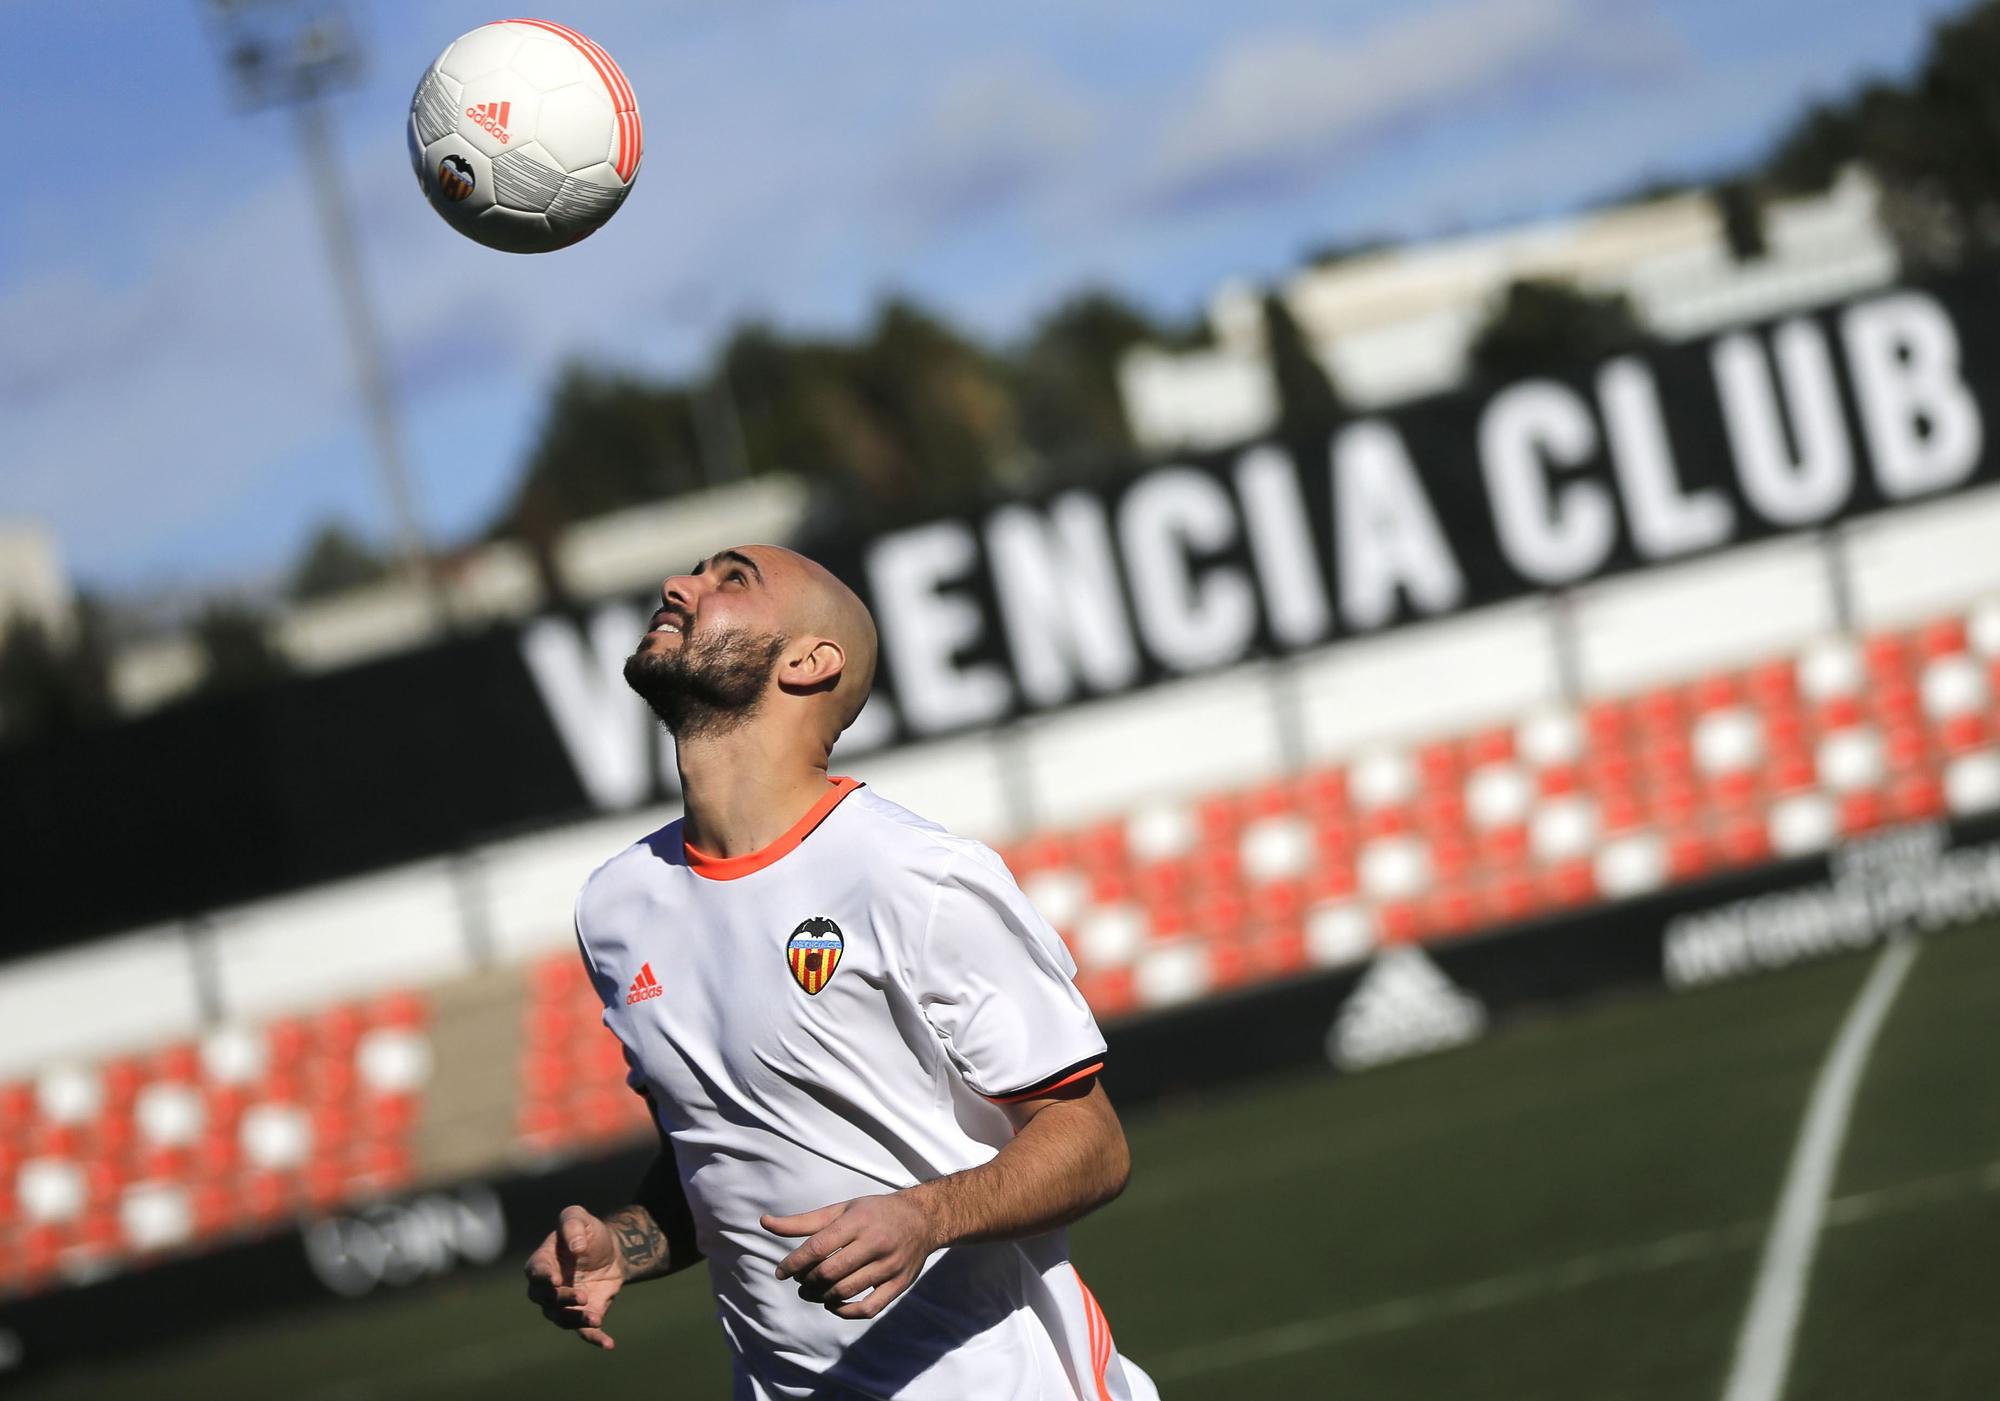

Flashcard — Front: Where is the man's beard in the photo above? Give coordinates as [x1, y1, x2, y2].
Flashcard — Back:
[623, 624, 787, 739]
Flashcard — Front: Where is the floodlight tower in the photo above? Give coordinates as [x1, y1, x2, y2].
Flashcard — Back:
[201, 0, 447, 626]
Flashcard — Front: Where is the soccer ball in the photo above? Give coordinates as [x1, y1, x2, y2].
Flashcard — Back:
[407, 18, 642, 253]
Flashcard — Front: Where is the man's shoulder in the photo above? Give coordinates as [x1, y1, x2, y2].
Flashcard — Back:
[577, 815, 687, 918]
[839, 786, 1012, 885]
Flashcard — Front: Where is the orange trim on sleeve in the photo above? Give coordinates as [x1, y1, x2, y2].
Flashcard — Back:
[684, 777, 863, 881]
[1079, 1276, 1115, 1401]
[984, 1060, 1104, 1104]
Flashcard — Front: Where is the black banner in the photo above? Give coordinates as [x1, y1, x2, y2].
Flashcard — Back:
[0, 626, 599, 953]
[823, 274, 2000, 744]
[7, 273, 2000, 950]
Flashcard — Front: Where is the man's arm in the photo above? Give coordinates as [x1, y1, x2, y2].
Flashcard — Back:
[523, 1146, 704, 1349]
[763, 1078, 1129, 1321]
[600, 1148, 703, 1282]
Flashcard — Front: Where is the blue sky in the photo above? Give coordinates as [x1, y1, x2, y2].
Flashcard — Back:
[0, 0, 1969, 596]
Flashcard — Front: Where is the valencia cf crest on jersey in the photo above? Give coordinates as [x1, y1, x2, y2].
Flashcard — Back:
[786, 916, 844, 995]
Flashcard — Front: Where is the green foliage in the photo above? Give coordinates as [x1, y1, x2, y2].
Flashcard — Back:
[1713, 180, 1768, 262]
[1262, 292, 1344, 436]
[0, 604, 111, 744]
[495, 368, 706, 541]
[470, 289, 1190, 549]
[191, 600, 289, 695]
[1007, 290, 1157, 480]
[1467, 278, 1647, 384]
[721, 301, 1018, 509]
[289, 520, 388, 602]
[1761, 1, 2000, 265]
[1299, 233, 1393, 269]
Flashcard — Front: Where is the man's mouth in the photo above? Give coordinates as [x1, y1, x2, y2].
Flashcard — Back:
[647, 609, 689, 638]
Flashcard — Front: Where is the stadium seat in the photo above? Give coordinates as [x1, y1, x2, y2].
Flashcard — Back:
[0, 987, 433, 1299]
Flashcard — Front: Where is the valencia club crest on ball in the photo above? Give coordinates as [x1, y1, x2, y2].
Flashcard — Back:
[786, 917, 844, 995]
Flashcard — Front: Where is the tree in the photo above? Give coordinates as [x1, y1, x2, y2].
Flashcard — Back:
[1262, 291, 1343, 436]
[719, 301, 1020, 513]
[0, 607, 112, 744]
[1759, 2, 2000, 268]
[191, 600, 289, 695]
[1466, 279, 1647, 384]
[290, 520, 388, 601]
[853, 298, 1020, 502]
[494, 366, 705, 538]
[1712, 180, 1767, 262]
[1009, 290, 1157, 480]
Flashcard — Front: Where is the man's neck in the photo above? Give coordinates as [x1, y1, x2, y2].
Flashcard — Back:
[675, 722, 835, 860]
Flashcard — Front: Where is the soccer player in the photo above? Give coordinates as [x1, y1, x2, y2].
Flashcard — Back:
[524, 546, 1158, 1400]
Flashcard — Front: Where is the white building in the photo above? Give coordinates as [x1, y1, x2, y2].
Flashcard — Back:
[0, 520, 74, 642]
[1119, 168, 1898, 452]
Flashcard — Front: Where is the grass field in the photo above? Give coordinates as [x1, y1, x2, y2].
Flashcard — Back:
[14, 920, 2000, 1400]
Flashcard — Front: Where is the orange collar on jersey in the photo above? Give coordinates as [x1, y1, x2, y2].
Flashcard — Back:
[683, 776, 864, 881]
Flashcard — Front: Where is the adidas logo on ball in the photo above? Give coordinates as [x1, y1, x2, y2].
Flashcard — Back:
[463, 101, 512, 143]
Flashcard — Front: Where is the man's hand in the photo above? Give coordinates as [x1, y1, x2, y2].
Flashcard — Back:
[763, 1193, 940, 1321]
[523, 1204, 627, 1350]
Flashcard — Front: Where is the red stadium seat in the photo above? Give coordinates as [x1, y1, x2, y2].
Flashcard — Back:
[1466, 727, 1515, 766]
[1864, 633, 1911, 683]
[1417, 741, 1461, 794]
[1544, 860, 1597, 907]
[1891, 774, 1946, 822]
[1537, 763, 1583, 797]
[1919, 617, 1968, 658]
[1247, 922, 1309, 978]
[1378, 901, 1424, 945]
[1941, 713, 1989, 754]
[1718, 818, 1772, 867]
[1295, 766, 1348, 815]
[1691, 674, 1742, 713]
[1486, 874, 1538, 924]
[1748, 658, 1799, 709]
[371, 991, 429, 1030]
[1666, 831, 1710, 881]
[1815, 694, 1866, 731]
[1583, 699, 1630, 753]
[1839, 791, 1887, 835]
[1426, 890, 1481, 936]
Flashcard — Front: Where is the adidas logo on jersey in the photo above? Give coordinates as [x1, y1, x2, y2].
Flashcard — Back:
[464, 101, 513, 143]
[1327, 947, 1485, 1072]
[626, 961, 662, 1005]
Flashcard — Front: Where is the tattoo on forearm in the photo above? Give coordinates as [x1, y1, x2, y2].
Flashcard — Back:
[606, 1206, 671, 1278]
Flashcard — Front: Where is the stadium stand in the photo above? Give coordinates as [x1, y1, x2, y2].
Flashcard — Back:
[8, 598, 1998, 1298]
[515, 953, 652, 1154]
[506, 599, 2000, 1138]
[0, 993, 430, 1297]
[1003, 605, 2000, 1019]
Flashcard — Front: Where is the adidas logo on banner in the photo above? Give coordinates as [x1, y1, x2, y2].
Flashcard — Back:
[625, 961, 662, 1005]
[1327, 947, 1486, 1072]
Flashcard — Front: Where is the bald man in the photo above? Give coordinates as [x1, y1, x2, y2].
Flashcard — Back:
[524, 548, 1157, 1400]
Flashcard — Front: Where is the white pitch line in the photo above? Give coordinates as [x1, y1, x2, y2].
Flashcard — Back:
[1720, 935, 1920, 1401]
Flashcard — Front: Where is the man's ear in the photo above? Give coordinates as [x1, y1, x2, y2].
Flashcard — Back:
[782, 637, 847, 694]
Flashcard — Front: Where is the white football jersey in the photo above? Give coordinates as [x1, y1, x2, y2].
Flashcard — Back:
[575, 779, 1158, 1401]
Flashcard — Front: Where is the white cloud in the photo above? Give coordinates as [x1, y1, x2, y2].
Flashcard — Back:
[884, 60, 1099, 227]
[1143, 0, 1670, 212]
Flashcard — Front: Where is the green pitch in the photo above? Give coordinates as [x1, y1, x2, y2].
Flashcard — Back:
[15, 921, 2000, 1400]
